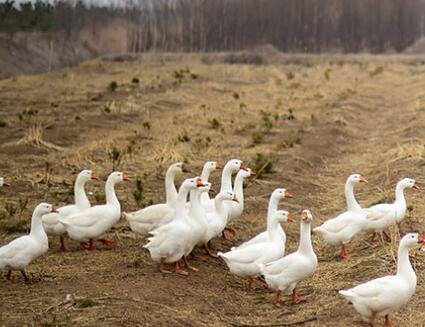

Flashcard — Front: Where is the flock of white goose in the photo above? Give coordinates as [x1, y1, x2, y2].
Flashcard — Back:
[0, 159, 422, 326]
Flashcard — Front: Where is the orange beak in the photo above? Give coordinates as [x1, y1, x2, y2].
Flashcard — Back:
[413, 181, 420, 190]
[232, 194, 240, 203]
[216, 163, 223, 170]
[287, 214, 295, 223]
[240, 161, 248, 171]
[196, 177, 204, 187]
[302, 211, 309, 220]
[359, 175, 368, 183]
[123, 174, 130, 181]
[284, 191, 293, 198]
[91, 170, 98, 180]
[418, 234, 425, 243]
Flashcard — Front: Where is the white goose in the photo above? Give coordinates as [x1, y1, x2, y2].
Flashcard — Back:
[260, 210, 317, 307]
[223, 167, 256, 237]
[42, 169, 97, 251]
[339, 233, 424, 327]
[219, 210, 294, 290]
[203, 159, 247, 213]
[363, 178, 419, 242]
[124, 162, 186, 234]
[182, 182, 212, 270]
[200, 161, 222, 203]
[314, 174, 367, 259]
[232, 188, 293, 250]
[0, 203, 54, 281]
[144, 177, 205, 276]
[59, 171, 129, 250]
[201, 191, 239, 257]
[0, 177, 10, 187]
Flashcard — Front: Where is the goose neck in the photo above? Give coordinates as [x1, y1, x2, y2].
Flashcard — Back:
[220, 165, 234, 193]
[298, 221, 313, 255]
[345, 181, 361, 212]
[201, 168, 211, 183]
[74, 177, 90, 209]
[395, 183, 406, 205]
[267, 216, 282, 241]
[267, 196, 280, 222]
[105, 179, 119, 207]
[396, 244, 416, 282]
[30, 211, 47, 239]
[214, 195, 227, 220]
[165, 169, 178, 205]
[174, 186, 191, 218]
[233, 174, 245, 207]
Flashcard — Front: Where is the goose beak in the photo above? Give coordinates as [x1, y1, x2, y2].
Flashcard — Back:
[196, 178, 205, 187]
[250, 170, 257, 177]
[232, 194, 239, 203]
[284, 191, 293, 198]
[91, 171, 98, 180]
[240, 161, 248, 171]
[123, 174, 130, 181]
[418, 234, 425, 243]
[413, 181, 420, 190]
[51, 207, 59, 213]
[216, 163, 223, 170]
[287, 214, 295, 223]
[359, 175, 368, 183]
[302, 211, 309, 221]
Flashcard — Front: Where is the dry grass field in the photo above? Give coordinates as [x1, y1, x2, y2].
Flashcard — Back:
[1, 52, 425, 326]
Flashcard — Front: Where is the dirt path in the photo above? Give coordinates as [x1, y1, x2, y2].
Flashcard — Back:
[0, 55, 425, 326]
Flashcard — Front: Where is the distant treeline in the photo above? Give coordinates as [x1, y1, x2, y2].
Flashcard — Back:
[1, 0, 425, 53]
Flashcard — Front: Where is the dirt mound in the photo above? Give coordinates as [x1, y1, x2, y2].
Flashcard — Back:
[404, 37, 425, 54]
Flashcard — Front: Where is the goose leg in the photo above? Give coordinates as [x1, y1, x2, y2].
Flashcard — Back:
[382, 231, 392, 242]
[81, 239, 94, 250]
[339, 244, 351, 259]
[370, 232, 378, 242]
[384, 315, 393, 327]
[247, 277, 254, 290]
[369, 311, 378, 326]
[258, 275, 267, 285]
[60, 236, 68, 252]
[204, 242, 218, 258]
[5, 270, 11, 280]
[183, 256, 199, 272]
[225, 227, 237, 237]
[292, 288, 301, 302]
[272, 290, 282, 308]
[159, 258, 172, 274]
[21, 270, 29, 282]
[98, 238, 117, 246]
[174, 260, 189, 276]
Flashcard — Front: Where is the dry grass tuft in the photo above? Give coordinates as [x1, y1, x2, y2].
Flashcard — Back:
[17, 124, 64, 151]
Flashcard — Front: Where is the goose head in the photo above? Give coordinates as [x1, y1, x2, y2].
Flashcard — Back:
[272, 188, 293, 200]
[217, 191, 239, 203]
[347, 174, 367, 184]
[0, 177, 10, 187]
[273, 210, 295, 223]
[399, 178, 420, 190]
[301, 209, 313, 222]
[181, 177, 205, 191]
[169, 162, 189, 175]
[34, 202, 57, 216]
[78, 169, 98, 182]
[225, 159, 247, 173]
[198, 182, 212, 193]
[237, 167, 256, 179]
[401, 233, 424, 249]
[108, 171, 130, 184]
[203, 161, 223, 174]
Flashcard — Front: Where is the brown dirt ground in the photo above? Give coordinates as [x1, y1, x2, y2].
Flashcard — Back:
[0, 53, 425, 326]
